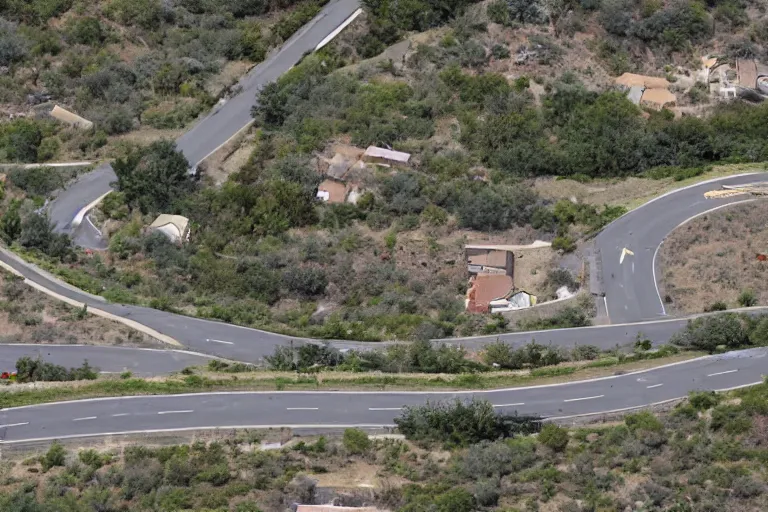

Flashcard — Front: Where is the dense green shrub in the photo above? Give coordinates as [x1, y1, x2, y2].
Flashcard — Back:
[18, 213, 73, 261]
[538, 424, 569, 452]
[395, 399, 541, 447]
[282, 267, 328, 297]
[15, 356, 98, 382]
[482, 341, 565, 370]
[671, 314, 750, 352]
[458, 438, 537, 479]
[114, 140, 196, 214]
[41, 442, 67, 472]
[0, 118, 47, 163]
[0, 18, 29, 66]
[737, 289, 757, 307]
[66, 17, 105, 45]
[343, 428, 372, 454]
[7, 166, 67, 197]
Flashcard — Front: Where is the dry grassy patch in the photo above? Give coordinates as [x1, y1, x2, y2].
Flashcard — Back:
[660, 200, 768, 313]
[0, 271, 163, 347]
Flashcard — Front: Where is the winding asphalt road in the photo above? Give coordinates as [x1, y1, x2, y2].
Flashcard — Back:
[596, 178, 767, 323]
[1, 347, 764, 443]
[49, 0, 362, 249]
[1, 0, 767, 442]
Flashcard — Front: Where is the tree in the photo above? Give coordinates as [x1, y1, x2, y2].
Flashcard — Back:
[113, 140, 195, 214]
[0, 198, 22, 242]
[19, 213, 73, 260]
[0, 118, 43, 163]
[0, 18, 29, 66]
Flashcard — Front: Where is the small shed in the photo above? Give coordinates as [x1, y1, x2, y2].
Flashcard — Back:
[362, 146, 410, 167]
[50, 105, 93, 130]
[149, 214, 190, 244]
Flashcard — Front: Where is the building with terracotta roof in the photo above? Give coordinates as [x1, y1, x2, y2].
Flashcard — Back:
[466, 273, 514, 313]
[640, 88, 676, 110]
[464, 247, 515, 313]
[615, 72, 670, 90]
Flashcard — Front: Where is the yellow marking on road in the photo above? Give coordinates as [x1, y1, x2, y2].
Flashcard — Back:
[704, 189, 749, 199]
[620, 247, 634, 264]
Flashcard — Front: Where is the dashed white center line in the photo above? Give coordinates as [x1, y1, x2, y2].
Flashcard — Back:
[563, 395, 604, 403]
[707, 369, 738, 377]
[0, 422, 29, 429]
[157, 410, 194, 415]
[111, 413, 130, 417]
[646, 384, 664, 389]
[493, 403, 525, 408]
[206, 338, 234, 345]
[368, 407, 402, 411]
[286, 407, 319, 411]
[73, 416, 97, 421]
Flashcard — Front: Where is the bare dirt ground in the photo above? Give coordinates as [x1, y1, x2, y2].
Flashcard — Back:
[0, 272, 163, 347]
[659, 199, 768, 314]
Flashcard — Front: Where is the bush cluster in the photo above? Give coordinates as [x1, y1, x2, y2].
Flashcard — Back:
[14, 356, 98, 382]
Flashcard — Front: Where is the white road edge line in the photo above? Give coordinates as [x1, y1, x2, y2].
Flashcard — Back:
[652, 198, 759, 317]
[707, 369, 738, 377]
[547, 380, 765, 421]
[3, 348, 762, 413]
[85, 215, 102, 237]
[563, 395, 604, 403]
[0, 422, 29, 428]
[315, 8, 363, 50]
[651, 241, 667, 316]
[368, 407, 402, 411]
[157, 410, 194, 415]
[71, 190, 112, 228]
[493, 403, 525, 407]
[646, 383, 664, 389]
[0, 424, 398, 444]
[73, 416, 97, 421]
[286, 408, 319, 411]
[206, 338, 235, 345]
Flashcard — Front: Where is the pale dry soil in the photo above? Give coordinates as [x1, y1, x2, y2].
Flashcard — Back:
[0, 271, 163, 348]
[659, 199, 768, 314]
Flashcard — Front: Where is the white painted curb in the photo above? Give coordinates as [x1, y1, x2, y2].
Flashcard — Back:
[71, 190, 112, 228]
[315, 8, 363, 51]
